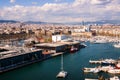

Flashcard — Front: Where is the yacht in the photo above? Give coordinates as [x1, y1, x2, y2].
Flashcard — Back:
[101, 58, 116, 64]
[92, 39, 107, 44]
[113, 43, 120, 48]
[56, 54, 67, 78]
[83, 67, 101, 73]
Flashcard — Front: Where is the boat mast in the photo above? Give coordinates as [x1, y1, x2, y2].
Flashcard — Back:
[61, 54, 64, 71]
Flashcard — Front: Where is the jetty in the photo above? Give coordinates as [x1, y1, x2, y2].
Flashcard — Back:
[89, 59, 117, 64]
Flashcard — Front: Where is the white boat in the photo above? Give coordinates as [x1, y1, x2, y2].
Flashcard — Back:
[110, 76, 120, 80]
[83, 67, 101, 73]
[113, 43, 120, 48]
[101, 65, 114, 71]
[56, 54, 67, 78]
[108, 69, 120, 74]
[81, 43, 87, 47]
[56, 71, 67, 78]
[101, 59, 116, 64]
[92, 39, 107, 44]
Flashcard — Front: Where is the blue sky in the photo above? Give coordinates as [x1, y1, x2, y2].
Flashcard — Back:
[0, 0, 120, 23]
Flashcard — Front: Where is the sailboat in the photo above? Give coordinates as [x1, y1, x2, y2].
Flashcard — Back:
[56, 54, 67, 78]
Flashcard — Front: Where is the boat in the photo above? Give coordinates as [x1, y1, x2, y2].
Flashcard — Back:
[113, 43, 120, 48]
[83, 67, 101, 73]
[89, 60, 102, 64]
[70, 46, 78, 53]
[101, 65, 114, 72]
[56, 54, 67, 78]
[108, 69, 120, 74]
[92, 39, 107, 44]
[101, 59, 116, 65]
[80, 43, 87, 48]
[115, 63, 120, 69]
[109, 76, 120, 80]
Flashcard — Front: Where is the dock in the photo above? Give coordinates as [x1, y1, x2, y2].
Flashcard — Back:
[83, 65, 114, 73]
[51, 52, 63, 57]
[89, 59, 117, 64]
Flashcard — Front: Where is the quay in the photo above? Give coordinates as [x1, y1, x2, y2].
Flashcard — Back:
[0, 39, 85, 73]
[51, 52, 63, 57]
[0, 46, 43, 73]
[89, 59, 117, 64]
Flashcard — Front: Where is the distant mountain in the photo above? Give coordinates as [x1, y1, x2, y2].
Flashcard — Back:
[85, 20, 120, 25]
[70, 20, 120, 25]
[24, 21, 47, 24]
[0, 20, 19, 23]
[0, 19, 119, 25]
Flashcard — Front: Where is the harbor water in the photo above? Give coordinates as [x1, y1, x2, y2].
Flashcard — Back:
[0, 42, 120, 80]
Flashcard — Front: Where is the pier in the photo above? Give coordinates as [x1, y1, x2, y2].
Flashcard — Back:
[89, 60, 102, 64]
[89, 59, 117, 64]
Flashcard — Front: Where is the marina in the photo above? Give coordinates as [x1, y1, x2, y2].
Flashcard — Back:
[0, 42, 120, 80]
[0, 0, 120, 80]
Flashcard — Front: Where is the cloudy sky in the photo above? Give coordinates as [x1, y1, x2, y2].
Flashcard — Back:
[0, 0, 120, 23]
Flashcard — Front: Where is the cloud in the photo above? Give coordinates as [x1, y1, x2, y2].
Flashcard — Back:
[10, 0, 15, 3]
[0, 0, 120, 23]
[41, 3, 68, 12]
[73, 0, 89, 6]
[90, 0, 112, 5]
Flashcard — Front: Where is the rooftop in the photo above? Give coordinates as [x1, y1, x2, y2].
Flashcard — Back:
[35, 43, 66, 47]
[35, 41, 80, 47]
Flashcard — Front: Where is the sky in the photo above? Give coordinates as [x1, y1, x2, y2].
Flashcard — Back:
[0, 0, 120, 23]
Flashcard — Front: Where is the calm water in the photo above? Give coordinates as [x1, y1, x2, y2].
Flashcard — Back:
[0, 42, 120, 80]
